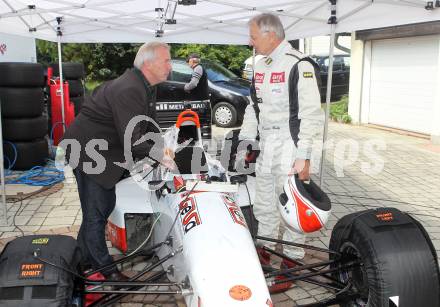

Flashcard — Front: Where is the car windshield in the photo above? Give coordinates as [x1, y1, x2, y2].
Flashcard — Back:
[203, 61, 238, 82]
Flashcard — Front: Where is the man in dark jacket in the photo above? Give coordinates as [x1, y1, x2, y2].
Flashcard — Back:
[62, 42, 172, 280]
[184, 53, 209, 101]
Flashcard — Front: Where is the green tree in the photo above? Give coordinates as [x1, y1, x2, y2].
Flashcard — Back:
[37, 40, 252, 81]
[171, 44, 252, 75]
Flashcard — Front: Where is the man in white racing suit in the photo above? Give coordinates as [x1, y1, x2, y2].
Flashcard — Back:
[239, 13, 324, 291]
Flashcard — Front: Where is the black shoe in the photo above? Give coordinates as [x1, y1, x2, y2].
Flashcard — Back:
[106, 271, 129, 281]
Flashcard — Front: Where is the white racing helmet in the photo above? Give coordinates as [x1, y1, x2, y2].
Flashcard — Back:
[278, 175, 331, 234]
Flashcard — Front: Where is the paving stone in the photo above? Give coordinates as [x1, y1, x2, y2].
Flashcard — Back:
[18, 226, 40, 232]
[12, 215, 31, 226]
[296, 297, 318, 304]
[48, 209, 78, 217]
[43, 217, 75, 226]
[21, 203, 41, 211]
[27, 217, 45, 225]
[0, 226, 16, 232]
[285, 287, 311, 300]
[38, 205, 56, 213]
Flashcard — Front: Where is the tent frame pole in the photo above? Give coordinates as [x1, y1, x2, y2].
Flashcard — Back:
[319, 0, 337, 187]
[56, 17, 66, 134]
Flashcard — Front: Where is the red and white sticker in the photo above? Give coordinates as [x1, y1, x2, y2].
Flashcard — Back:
[254, 73, 265, 83]
[222, 194, 247, 227]
[270, 72, 285, 83]
[179, 196, 202, 234]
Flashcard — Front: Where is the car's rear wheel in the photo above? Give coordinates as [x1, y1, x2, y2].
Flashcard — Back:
[213, 101, 237, 128]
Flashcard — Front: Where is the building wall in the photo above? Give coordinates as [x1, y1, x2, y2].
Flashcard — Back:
[302, 35, 351, 56]
[347, 34, 364, 124]
[432, 38, 440, 144]
[349, 32, 440, 143]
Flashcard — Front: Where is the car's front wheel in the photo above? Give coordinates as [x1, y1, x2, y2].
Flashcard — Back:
[330, 207, 440, 307]
[213, 102, 237, 128]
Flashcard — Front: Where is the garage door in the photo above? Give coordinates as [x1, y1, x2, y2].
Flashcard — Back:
[368, 35, 438, 134]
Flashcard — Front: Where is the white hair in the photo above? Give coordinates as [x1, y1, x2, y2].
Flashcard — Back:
[133, 42, 170, 69]
[248, 13, 285, 39]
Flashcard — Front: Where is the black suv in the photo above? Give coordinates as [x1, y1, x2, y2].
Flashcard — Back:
[312, 54, 350, 102]
[168, 59, 250, 128]
[156, 61, 212, 139]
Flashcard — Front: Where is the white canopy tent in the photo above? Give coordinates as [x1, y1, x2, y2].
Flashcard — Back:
[1, 0, 439, 44]
[0, 0, 439, 225]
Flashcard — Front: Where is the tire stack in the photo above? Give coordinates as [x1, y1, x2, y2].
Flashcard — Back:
[50, 62, 85, 116]
[0, 62, 49, 170]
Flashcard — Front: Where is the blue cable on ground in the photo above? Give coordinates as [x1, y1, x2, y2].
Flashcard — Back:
[3, 140, 17, 171]
[5, 164, 65, 186]
[3, 134, 66, 186]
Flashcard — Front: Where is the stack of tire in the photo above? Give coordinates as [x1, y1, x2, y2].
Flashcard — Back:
[0, 62, 49, 170]
[49, 62, 85, 116]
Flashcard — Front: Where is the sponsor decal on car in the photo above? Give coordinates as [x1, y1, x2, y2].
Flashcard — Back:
[222, 194, 247, 227]
[179, 196, 202, 233]
[157, 102, 206, 111]
[270, 72, 285, 83]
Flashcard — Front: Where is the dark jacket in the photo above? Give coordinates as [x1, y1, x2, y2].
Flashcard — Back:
[62, 68, 164, 189]
[190, 64, 209, 100]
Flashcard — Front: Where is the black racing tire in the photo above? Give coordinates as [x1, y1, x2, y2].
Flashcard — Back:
[329, 207, 440, 307]
[50, 62, 85, 79]
[0, 87, 44, 117]
[67, 80, 84, 97]
[213, 101, 237, 128]
[2, 116, 48, 141]
[3, 138, 49, 170]
[0, 62, 45, 87]
[70, 96, 84, 116]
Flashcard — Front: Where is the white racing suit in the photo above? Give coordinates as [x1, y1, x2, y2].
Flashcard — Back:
[239, 40, 324, 259]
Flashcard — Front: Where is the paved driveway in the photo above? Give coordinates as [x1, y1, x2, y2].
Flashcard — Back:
[1, 122, 439, 306]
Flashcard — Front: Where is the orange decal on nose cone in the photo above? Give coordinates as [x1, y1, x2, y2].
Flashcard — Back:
[229, 285, 252, 301]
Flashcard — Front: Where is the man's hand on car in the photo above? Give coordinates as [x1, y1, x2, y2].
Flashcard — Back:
[161, 147, 176, 169]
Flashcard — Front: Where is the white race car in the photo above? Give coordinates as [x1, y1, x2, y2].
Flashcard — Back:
[107, 109, 271, 306]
